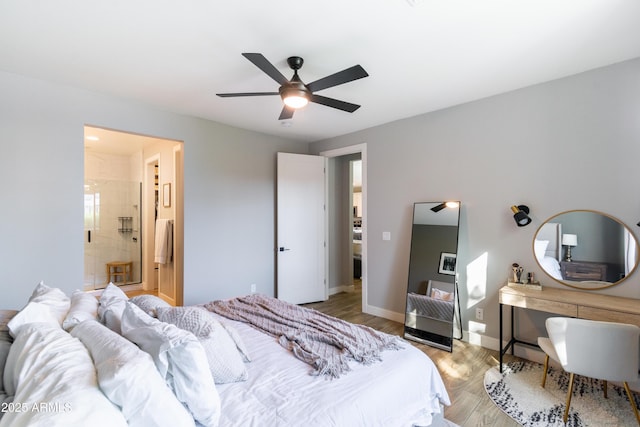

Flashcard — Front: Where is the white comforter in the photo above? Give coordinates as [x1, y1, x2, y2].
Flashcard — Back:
[210, 312, 450, 427]
[1, 323, 127, 427]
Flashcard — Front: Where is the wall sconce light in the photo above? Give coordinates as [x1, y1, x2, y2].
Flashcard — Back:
[562, 233, 578, 262]
[511, 205, 531, 227]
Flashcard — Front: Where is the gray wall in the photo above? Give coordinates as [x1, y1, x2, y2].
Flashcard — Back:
[3, 56, 640, 352]
[311, 57, 640, 350]
[0, 70, 307, 309]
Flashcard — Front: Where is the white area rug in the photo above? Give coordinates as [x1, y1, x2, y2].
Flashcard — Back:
[484, 361, 640, 427]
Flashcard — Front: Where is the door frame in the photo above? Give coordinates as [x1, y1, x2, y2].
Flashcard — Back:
[143, 154, 160, 291]
[320, 143, 368, 314]
[172, 144, 184, 306]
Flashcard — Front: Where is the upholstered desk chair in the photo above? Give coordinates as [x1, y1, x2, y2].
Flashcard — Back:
[537, 317, 640, 424]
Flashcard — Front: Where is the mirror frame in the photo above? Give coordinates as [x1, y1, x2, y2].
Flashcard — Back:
[533, 209, 639, 290]
[404, 201, 460, 352]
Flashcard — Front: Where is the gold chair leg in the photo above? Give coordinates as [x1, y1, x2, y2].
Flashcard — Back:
[541, 354, 549, 388]
[623, 382, 640, 426]
[563, 372, 575, 423]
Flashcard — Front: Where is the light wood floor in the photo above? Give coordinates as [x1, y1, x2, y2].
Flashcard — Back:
[304, 283, 521, 427]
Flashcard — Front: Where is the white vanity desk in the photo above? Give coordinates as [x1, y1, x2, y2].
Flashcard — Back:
[498, 285, 640, 372]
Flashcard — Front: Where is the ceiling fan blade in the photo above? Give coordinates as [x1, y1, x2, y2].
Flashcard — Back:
[216, 92, 279, 97]
[306, 65, 368, 93]
[242, 53, 289, 85]
[310, 94, 361, 113]
[278, 105, 295, 120]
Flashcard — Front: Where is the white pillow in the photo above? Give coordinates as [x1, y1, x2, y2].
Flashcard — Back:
[121, 302, 220, 427]
[130, 294, 172, 317]
[157, 306, 248, 384]
[6, 302, 60, 338]
[430, 288, 454, 302]
[541, 256, 564, 280]
[28, 281, 70, 325]
[63, 290, 98, 331]
[98, 283, 129, 334]
[220, 321, 251, 363]
[2, 322, 128, 427]
[71, 320, 195, 427]
[534, 239, 549, 262]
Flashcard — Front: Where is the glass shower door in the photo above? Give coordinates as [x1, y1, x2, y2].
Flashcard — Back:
[84, 180, 142, 290]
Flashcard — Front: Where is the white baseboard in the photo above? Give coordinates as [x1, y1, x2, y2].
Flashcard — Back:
[361, 305, 550, 366]
[464, 332, 548, 365]
[363, 304, 405, 323]
[328, 284, 355, 296]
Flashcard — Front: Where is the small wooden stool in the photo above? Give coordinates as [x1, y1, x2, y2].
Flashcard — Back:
[106, 261, 132, 284]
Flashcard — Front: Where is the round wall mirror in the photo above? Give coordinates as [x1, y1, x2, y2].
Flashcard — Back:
[533, 210, 639, 289]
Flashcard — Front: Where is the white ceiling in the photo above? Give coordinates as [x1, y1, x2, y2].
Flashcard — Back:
[2, 1, 639, 143]
[84, 125, 174, 156]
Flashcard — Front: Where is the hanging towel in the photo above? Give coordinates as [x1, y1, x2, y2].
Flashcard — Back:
[154, 219, 173, 264]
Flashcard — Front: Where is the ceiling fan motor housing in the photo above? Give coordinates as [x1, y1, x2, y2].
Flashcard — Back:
[280, 57, 310, 102]
[287, 56, 304, 70]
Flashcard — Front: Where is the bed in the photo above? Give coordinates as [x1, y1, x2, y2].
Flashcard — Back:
[0, 282, 452, 427]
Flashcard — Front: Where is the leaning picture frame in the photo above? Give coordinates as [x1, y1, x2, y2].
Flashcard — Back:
[438, 252, 456, 275]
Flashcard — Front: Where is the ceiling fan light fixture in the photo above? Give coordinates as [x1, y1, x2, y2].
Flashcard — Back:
[282, 93, 309, 109]
[280, 83, 310, 109]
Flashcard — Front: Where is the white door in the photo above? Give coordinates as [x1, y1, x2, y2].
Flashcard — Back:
[277, 152, 327, 304]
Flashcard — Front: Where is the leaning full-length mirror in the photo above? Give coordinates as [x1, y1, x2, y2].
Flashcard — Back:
[404, 201, 460, 352]
[534, 210, 639, 290]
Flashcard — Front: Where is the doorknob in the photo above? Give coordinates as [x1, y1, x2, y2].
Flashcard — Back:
[279, 247, 290, 252]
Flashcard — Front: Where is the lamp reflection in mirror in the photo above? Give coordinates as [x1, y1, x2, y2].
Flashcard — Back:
[511, 205, 531, 227]
[431, 201, 460, 212]
[562, 233, 577, 262]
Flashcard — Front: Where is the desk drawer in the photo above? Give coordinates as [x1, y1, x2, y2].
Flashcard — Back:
[579, 306, 640, 327]
[500, 293, 577, 316]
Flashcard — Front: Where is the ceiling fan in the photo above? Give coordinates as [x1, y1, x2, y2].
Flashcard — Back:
[216, 53, 369, 120]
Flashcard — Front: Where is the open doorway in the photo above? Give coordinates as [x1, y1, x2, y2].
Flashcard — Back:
[84, 126, 184, 305]
[321, 144, 368, 314]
